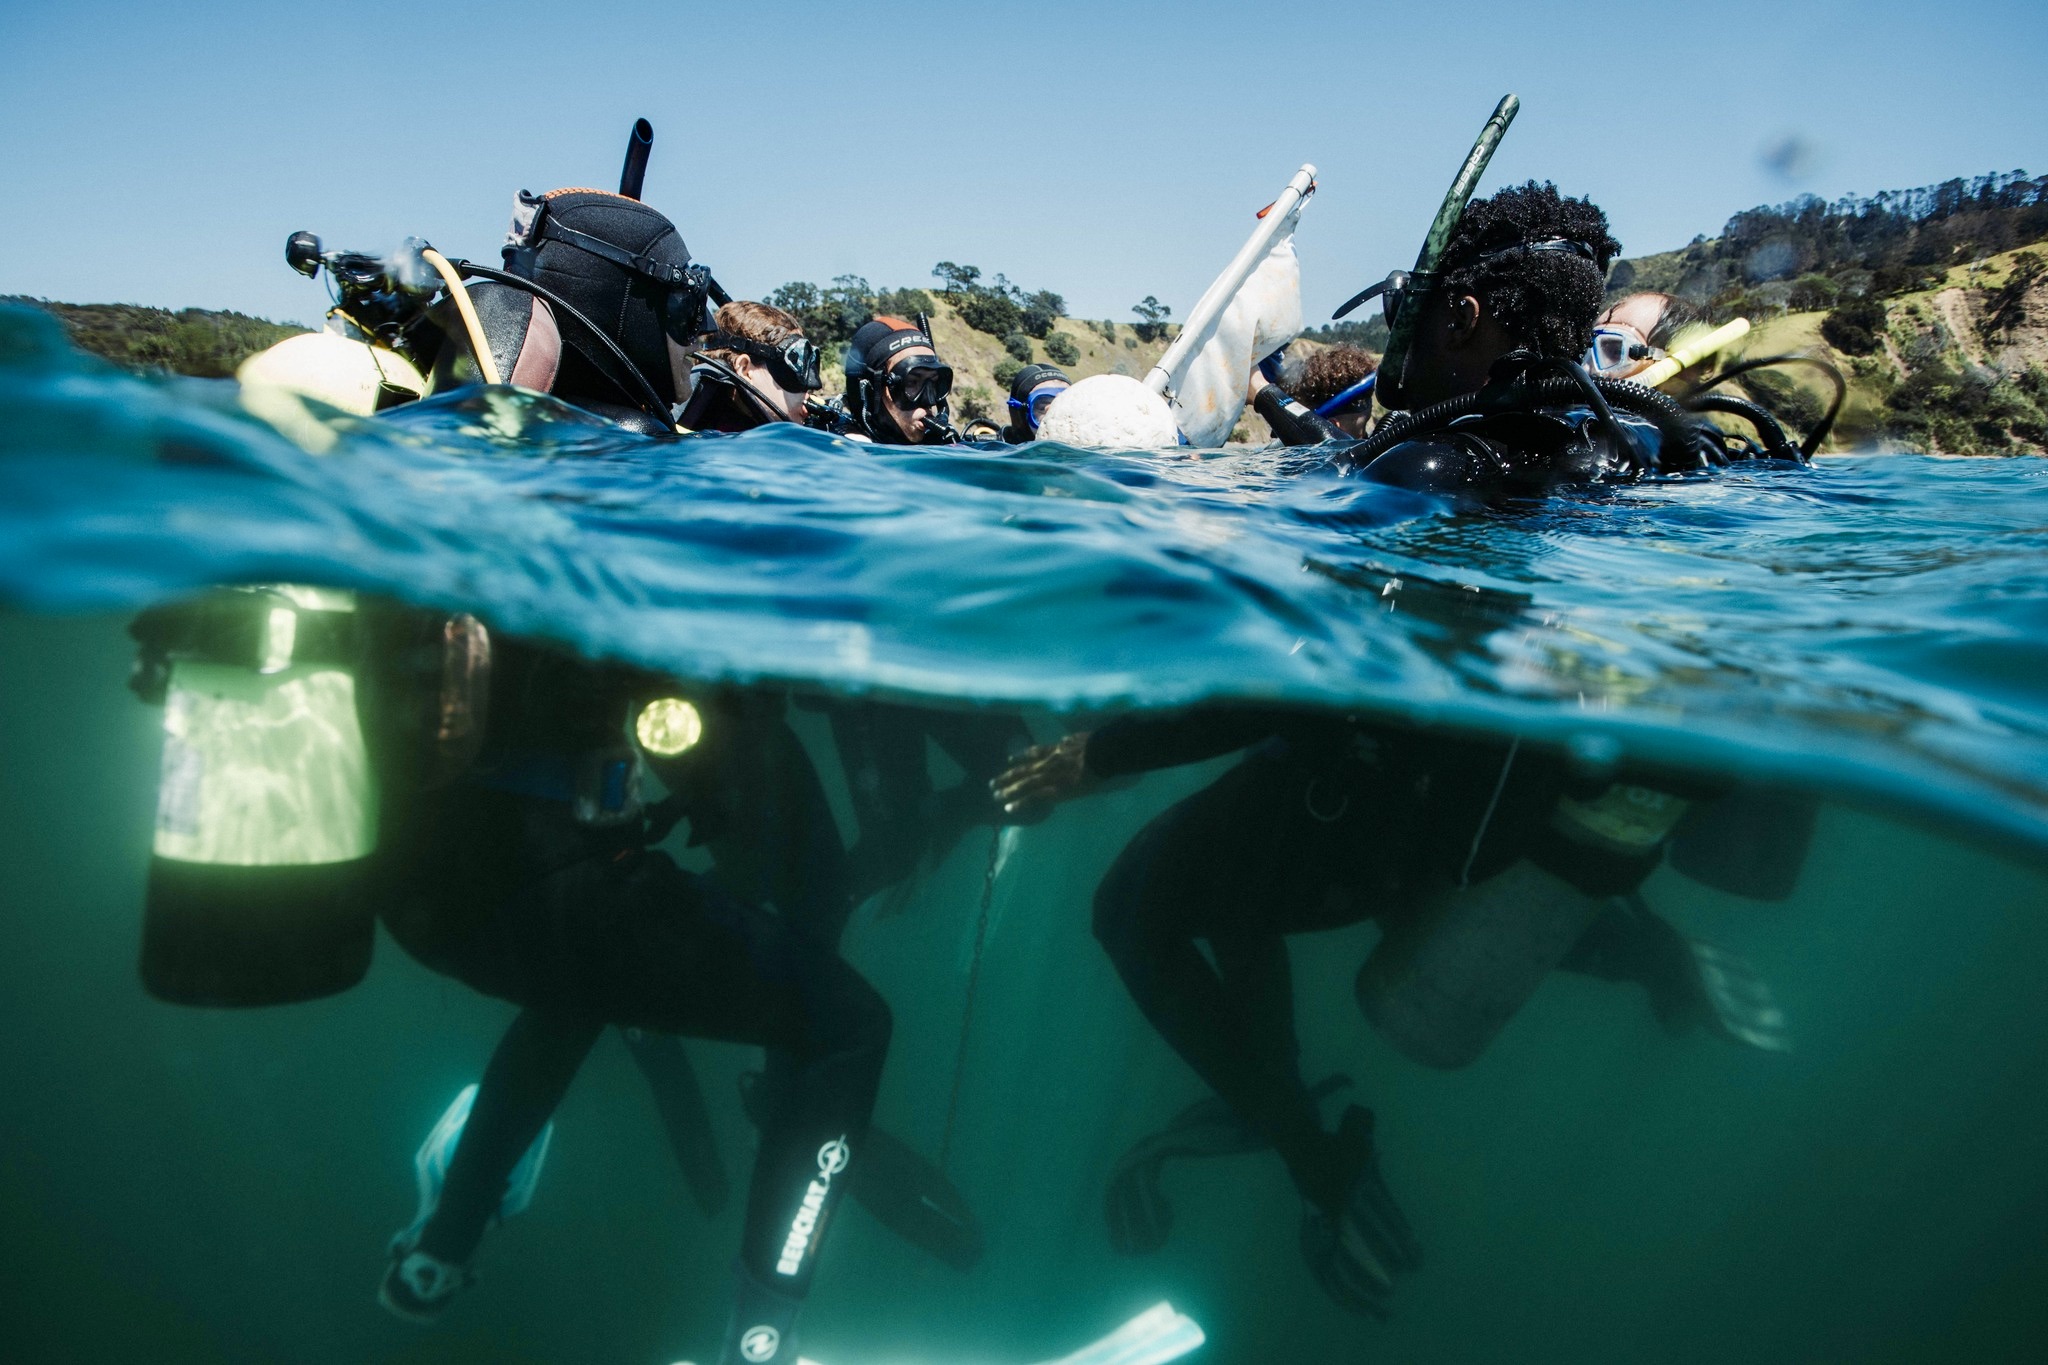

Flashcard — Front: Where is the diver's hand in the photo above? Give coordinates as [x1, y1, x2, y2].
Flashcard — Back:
[990, 733, 1097, 822]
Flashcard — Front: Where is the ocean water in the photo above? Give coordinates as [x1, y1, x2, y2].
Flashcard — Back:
[4, 301, 2047, 1364]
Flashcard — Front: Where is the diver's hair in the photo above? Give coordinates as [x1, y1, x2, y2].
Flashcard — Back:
[1294, 345, 1378, 409]
[1440, 181, 1622, 360]
[1634, 292, 1705, 350]
[701, 300, 805, 369]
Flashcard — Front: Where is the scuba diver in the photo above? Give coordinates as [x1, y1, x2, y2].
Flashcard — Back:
[986, 106, 1794, 1323]
[1587, 291, 1707, 382]
[1002, 363, 1072, 443]
[834, 316, 959, 444]
[678, 300, 824, 431]
[366, 630, 890, 1365]
[428, 184, 716, 434]
[1249, 345, 1378, 444]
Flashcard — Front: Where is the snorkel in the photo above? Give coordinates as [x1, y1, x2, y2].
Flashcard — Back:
[1342, 94, 1520, 412]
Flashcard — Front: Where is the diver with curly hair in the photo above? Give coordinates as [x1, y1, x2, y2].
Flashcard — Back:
[989, 179, 1786, 1323]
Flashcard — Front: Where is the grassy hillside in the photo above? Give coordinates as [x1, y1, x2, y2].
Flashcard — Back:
[1673, 243, 2048, 454]
[5, 298, 305, 378]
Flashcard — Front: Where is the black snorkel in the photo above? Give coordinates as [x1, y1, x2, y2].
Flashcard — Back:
[1339, 93, 1520, 413]
[618, 118, 653, 200]
[914, 310, 960, 442]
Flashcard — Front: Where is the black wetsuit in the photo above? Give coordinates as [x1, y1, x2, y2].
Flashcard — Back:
[376, 640, 889, 1298]
[1084, 705, 1704, 1189]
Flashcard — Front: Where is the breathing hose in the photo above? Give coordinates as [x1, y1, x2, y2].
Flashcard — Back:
[420, 248, 503, 387]
[1685, 354, 1847, 457]
[1686, 394, 1802, 461]
[1345, 369, 1703, 474]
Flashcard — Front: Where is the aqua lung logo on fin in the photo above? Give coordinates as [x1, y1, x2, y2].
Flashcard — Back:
[739, 1325, 781, 1362]
[775, 1138, 850, 1276]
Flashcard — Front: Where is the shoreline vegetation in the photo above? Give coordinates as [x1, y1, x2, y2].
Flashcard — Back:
[13, 170, 2048, 454]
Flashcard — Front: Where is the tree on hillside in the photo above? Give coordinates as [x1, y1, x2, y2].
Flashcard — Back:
[1020, 289, 1066, 338]
[933, 262, 981, 296]
[1132, 295, 1172, 342]
[1044, 331, 1080, 366]
[1821, 297, 1888, 355]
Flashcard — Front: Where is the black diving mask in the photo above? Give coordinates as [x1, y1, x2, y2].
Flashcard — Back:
[885, 356, 953, 410]
[707, 331, 823, 392]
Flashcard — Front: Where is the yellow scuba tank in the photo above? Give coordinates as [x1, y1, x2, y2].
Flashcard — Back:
[237, 327, 426, 416]
[134, 585, 379, 1006]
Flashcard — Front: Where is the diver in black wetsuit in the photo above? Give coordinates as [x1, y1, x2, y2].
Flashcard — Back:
[989, 181, 1785, 1322]
[371, 635, 887, 1365]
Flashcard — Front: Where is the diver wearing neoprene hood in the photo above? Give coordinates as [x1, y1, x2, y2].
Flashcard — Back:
[839, 316, 959, 444]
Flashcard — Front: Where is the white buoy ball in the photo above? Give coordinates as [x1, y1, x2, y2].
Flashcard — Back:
[1035, 374, 1181, 448]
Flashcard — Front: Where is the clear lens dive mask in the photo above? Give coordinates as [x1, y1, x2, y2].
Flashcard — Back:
[1585, 325, 1658, 376]
[1007, 381, 1069, 430]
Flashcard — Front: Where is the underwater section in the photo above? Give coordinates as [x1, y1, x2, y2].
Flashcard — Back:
[5, 302, 2048, 1363]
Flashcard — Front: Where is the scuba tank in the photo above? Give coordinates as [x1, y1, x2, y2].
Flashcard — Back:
[131, 585, 378, 1006]
[1357, 779, 1689, 1069]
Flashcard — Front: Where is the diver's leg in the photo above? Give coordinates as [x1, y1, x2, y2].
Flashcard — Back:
[381, 1006, 601, 1322]
[418, 1008, 601, 1264]
[518, 849, 888, 1364]
[1091, 756, 1359, 1183]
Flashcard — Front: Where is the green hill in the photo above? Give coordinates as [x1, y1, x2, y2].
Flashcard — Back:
[4, 298, 305, 378]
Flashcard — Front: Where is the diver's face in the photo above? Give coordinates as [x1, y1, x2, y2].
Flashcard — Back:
[880, 344, 939, 440]
[732, 352, 806, 422]
[1601, 294, 1667, 340]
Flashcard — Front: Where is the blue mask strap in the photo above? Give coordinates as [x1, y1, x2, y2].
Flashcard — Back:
[1314, 372, 1376, 417]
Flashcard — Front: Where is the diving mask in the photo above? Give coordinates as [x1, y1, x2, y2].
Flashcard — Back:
[885, 355, 953, 410]
[708, 331, 823, 392]
[1585, 324, 1657, 377]
[1007, 381, 1068, 430]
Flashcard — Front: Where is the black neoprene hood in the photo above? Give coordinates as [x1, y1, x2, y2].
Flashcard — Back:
[521, 190, 695, 406]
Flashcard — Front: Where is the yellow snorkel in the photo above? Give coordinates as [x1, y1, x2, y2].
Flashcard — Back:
[1633, 317, 1751, 390]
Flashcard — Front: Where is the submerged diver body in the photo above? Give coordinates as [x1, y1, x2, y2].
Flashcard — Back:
[994, 180, 1787, 1319]
[393, 293, 987, 1337]
[374, 633, 888, 1365]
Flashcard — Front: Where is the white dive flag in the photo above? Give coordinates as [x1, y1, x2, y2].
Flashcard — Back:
[1167, 231, 1304, 448]
[667, 1299, 1206, 1365]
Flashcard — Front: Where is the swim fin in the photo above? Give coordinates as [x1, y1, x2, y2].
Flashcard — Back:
[739, 1070, 984, 1270]
[395, 1083, 554, 1250]
[1105, 1076, 1350, 1256]
[1684, 938, 1792, 1053]
[622, 1027, 731, 1217]
[846, 1125, 985, 1270]
[1669, 789, 1817, 902]
[669, 1299, 1203, 1365]
[1297, 1105, 1421, 1320]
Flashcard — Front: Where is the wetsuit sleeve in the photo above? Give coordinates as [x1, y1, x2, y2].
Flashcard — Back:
[1253, 384, 1346, 446]
[1083, 705, 1306, 779]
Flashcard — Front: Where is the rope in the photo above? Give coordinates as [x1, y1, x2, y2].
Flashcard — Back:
[938, 827, 1003, 1172]
[1459, 737, 1521, 887]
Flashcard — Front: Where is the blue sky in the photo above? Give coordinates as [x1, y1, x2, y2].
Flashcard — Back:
[2, 0, 2043, 328]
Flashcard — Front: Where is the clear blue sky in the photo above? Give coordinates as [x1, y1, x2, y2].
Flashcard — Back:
[2, 0, 2043, 328]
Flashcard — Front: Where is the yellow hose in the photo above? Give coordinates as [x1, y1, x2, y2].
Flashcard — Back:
[1633, 317, 1751, 390]
[420, 248, 503, 387]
